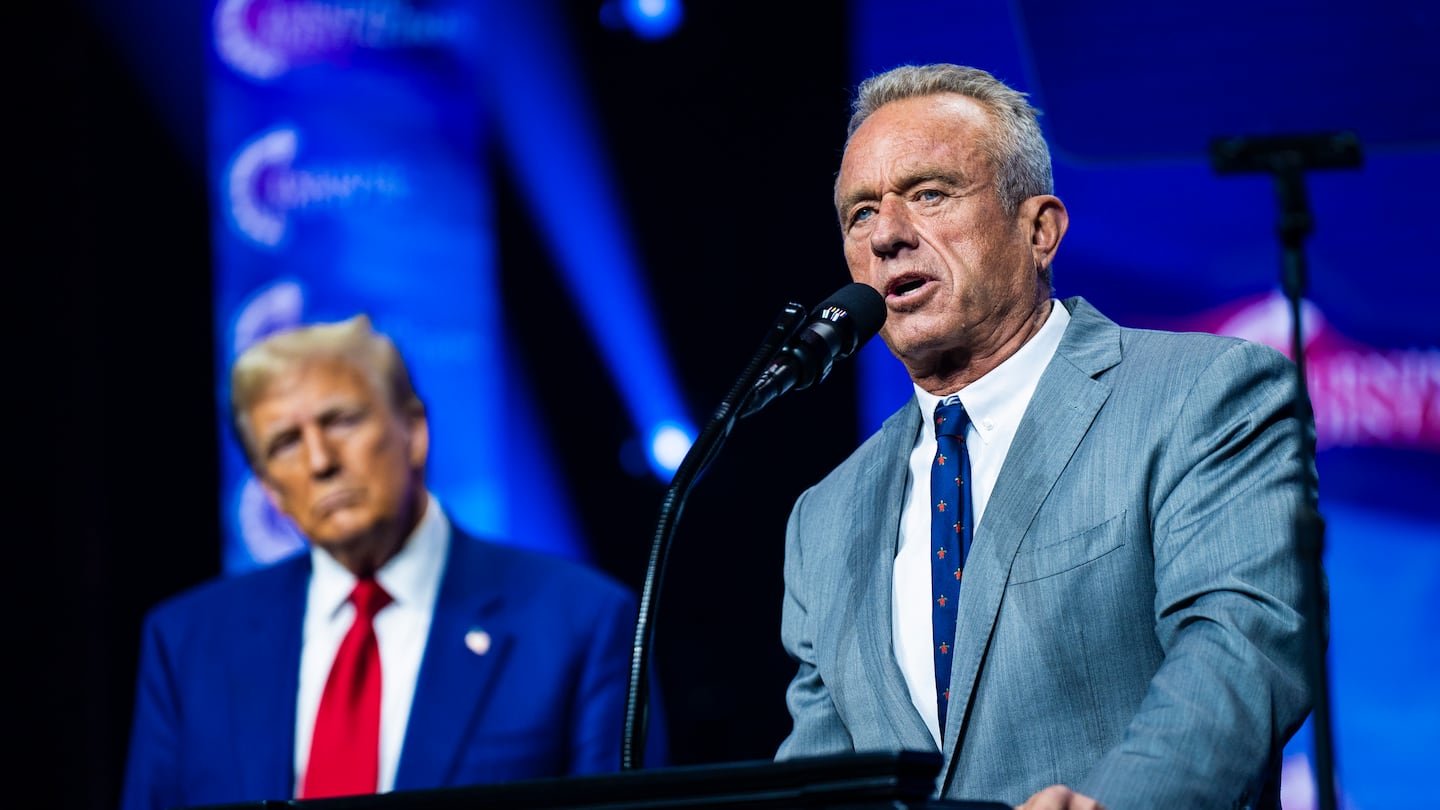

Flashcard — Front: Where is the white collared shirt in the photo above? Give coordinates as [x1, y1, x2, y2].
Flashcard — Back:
[892, 301, 1071, 748]
[294, 492, 449, 795]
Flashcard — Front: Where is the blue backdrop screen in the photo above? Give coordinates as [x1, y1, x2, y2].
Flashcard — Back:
[206, 0, 545, 568]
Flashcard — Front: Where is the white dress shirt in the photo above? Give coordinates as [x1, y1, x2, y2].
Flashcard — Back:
[892, 301, 1071, 748]
[294, 492, 449, 795]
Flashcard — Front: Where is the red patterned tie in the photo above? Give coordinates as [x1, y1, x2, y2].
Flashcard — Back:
[301, 576, 393, 799]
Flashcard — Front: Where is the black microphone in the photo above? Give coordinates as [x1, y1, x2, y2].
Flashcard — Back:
[738, 282, 886, 419]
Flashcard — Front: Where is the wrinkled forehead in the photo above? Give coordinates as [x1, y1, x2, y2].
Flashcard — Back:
[836, 95, 996, 203]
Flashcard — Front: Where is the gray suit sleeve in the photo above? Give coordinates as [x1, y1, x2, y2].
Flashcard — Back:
[776, 486, 857, 759]
[1081, 340, 1316, 809]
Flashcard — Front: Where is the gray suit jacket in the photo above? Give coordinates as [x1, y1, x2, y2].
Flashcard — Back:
[776, 297, 1313, 810]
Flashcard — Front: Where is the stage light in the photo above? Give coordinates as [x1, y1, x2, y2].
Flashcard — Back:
[486, 3, 696, 485]
[648, 422, 694, 477]
[600, 0, 684, 40]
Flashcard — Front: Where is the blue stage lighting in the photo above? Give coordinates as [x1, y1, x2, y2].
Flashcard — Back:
[600, 0, 684, 40]
[648, 422, 695, 476]
[483, 3, 695, 483]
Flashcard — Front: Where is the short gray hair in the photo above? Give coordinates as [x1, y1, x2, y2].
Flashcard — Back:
[847, 63, 1054, 215]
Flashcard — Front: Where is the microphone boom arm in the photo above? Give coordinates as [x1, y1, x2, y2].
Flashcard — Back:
[620, 301, 808, 770]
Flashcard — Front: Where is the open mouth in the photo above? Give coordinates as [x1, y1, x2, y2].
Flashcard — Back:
[887, 275, 929, 297]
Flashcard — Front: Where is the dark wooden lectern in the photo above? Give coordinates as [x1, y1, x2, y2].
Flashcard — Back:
[190, 751, 1010, 810]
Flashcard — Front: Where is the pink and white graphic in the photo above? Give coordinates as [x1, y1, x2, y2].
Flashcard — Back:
[1173, 291, 1440, 452]
[225, 126, 407, 249]
[213, 0, 468, 81]
[1280, 753, 1358, 810]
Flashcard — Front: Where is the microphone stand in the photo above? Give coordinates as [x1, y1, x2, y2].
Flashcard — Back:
[1273, 159, 1338, 810]
[1210, 131, 1361, 810]
[620, 301, 809, 771]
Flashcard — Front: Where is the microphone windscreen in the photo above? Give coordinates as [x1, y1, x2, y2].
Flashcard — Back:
[813, 282, 886, 354]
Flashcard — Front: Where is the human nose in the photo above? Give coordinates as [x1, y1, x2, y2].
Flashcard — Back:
[299, 426, 340, 478]
[869, 197, 918, 258]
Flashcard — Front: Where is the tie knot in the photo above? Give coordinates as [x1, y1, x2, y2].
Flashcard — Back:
[934, 400, 969, 439]
[351, 577, 393, 620]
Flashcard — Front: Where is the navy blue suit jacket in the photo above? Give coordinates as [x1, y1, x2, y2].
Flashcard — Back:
[121, 526, 663, 810]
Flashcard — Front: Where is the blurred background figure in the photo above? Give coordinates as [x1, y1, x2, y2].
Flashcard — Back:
[121, 315, 663, 810]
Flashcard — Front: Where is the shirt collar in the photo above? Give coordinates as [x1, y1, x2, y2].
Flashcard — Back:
[912, 300, 1071, 442]
[308, 491, 451, 618]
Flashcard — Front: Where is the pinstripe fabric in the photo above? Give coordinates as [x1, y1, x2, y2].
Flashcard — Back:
[778, 298, 1312, 810]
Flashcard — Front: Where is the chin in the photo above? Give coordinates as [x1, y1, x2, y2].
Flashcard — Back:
[887, 324, 949, 356]
[311, 517, 379, 549]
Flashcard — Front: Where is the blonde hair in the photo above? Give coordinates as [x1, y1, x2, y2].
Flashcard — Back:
[230, 314, 422, 466]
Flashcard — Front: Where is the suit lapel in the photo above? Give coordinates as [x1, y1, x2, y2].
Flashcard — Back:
[232, 556, 309, 799]
[395, 529, 506, 789]
[851, 403, 938, 752]
[940, 298, 1122, 786]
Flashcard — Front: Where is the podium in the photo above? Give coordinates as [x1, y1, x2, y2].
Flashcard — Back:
[191, 751, 1010, 809]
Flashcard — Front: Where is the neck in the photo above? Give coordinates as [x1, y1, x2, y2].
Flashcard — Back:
[329, 490, 428, 578]
[909, 298, 1052, 396]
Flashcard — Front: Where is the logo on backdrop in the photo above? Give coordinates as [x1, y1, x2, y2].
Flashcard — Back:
[238, 477, 308, 563]
[213, 0, 468, 81]
[229, 279, 310, 564]
[232, 279, 305, 357]
[1179, 291, 1439, 452]
[224, 126, 407, 249]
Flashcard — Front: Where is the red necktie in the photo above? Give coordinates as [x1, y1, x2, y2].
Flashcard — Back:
[301, 576, 393, 799]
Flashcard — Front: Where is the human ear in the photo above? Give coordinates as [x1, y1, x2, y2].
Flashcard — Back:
[1025, 194, 1069, 272]
[407, 409, 430, 468]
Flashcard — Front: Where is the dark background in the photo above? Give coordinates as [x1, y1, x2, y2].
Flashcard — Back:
[492, 0, 858, 771]
[24, 3, 859, 808]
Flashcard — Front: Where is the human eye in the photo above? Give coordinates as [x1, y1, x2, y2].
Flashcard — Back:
[847, 205, 877, 228]
[264, 430, 300, 461]
[916, 188, 945, 203]
[322, 405, 369, 433]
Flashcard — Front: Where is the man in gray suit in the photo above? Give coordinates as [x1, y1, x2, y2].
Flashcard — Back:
[775, 63, 1314, 810]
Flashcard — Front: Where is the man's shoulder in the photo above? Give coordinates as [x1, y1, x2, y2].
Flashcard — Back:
[449, 528, 635, 604]
[142, 552, 308, 630]
[807, 399, 917, 496]
[1065, 296, 1289, 369]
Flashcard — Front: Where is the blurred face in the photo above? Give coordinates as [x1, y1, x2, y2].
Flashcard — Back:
[247, 358, 428, 566]
[836, 93, 1064, 385]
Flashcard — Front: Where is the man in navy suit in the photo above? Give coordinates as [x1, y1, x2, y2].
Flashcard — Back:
[121, 314, 661, 810]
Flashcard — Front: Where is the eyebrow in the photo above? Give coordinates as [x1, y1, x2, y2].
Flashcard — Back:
[836, 169, 969, 216]
[260, 425, 300, 458]
[256, 399, 365, 449]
